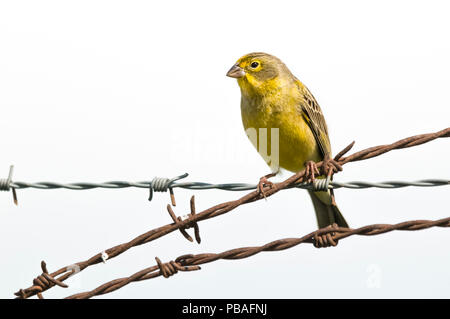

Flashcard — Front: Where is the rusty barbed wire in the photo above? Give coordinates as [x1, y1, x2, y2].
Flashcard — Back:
[65, 216, 450, 299]
[14, 127, 450, 299]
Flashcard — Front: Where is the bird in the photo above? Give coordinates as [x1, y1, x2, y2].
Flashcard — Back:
[226, 52, 349, 231]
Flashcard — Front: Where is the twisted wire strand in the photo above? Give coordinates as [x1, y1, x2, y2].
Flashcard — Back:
[329, 179, 449, 189]
[5, 178, 449, 191]
[65, 216, 450, 299]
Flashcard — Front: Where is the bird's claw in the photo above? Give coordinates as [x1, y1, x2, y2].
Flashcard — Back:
[322, 158, 343, 178]
[314, 223, 339, 248]
[257, 173, 276, 199]
[305, 161, 320, 184]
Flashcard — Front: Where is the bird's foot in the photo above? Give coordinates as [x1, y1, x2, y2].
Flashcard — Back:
[322, 157, 343, 178]
[257, 172, 277, 199]
[305, 157, 343, 184]
[304, 161, 320, 184]
[313, 223, 339, 248]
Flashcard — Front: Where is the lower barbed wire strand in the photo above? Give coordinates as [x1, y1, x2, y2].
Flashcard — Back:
[64, 216, 450, 299]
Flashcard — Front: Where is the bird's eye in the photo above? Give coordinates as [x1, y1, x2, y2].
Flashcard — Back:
[250, 61, 260, 68]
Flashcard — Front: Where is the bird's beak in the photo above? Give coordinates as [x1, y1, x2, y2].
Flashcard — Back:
[226, 64, 245, 78]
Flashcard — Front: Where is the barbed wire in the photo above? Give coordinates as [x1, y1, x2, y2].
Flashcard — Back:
[4, 177, 449, 191]
[64, 215, 450, 299]
[14, 127, 450, 299]
[1, 169, 448, 208]
[2, 131, 449, 204]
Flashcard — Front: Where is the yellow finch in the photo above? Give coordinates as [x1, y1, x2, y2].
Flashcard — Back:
[227, 52, 348, 229]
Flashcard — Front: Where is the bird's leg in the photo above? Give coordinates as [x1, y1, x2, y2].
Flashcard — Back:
[257, 171, 277, 199]
[304, 161, 320, 184]
[313, 223, 339, 248]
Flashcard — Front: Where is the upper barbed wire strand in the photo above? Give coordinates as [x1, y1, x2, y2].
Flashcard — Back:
[4, 179, 449, 191]
[2, 127, 450, 196]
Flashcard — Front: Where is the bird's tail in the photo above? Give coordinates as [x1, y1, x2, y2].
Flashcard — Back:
[307, 190, 349, 229]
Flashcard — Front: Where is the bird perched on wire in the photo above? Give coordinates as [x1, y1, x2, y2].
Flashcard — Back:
[226, 52, 349, 232]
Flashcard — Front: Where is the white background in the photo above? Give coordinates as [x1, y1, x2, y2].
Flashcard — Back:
[0, 0, 449, 299]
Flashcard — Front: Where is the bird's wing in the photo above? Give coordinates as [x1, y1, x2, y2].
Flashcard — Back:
[297, 82, 332, 158]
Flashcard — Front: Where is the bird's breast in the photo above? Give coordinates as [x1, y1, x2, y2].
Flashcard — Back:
[240, 93, 321, 172]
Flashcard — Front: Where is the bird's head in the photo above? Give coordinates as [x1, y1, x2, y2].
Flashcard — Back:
[226, 52, 295, 97]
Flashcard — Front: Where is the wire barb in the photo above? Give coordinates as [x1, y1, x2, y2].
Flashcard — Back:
[313, 223, 339, 248]
[148, 173, 188, 206]
[155, 257, 200, 279]
[166, 196, 201, 244]
[334, 141, 355, 161]
[312, 175, 332, 192]
[0, 165, 18, 205]
[14, 261, 68, 299]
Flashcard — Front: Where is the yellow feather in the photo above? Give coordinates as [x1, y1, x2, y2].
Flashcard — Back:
[239, 72, 321, 172]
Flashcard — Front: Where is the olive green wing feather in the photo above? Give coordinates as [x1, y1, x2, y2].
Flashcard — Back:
[294, 82, 348, 227]
[297, 83, 332, 159]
